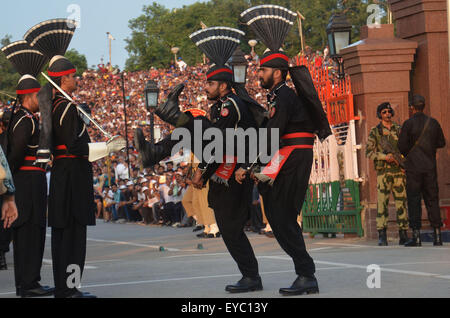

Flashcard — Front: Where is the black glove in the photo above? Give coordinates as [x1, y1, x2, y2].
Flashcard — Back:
[155, 84, 190, 127]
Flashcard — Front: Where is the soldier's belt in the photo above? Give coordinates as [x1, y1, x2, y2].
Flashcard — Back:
[54, 145, 88, 160]
[19, 156, 45, 172]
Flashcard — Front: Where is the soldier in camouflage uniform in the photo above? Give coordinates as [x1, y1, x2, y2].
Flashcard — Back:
[366, 102, 409, 246]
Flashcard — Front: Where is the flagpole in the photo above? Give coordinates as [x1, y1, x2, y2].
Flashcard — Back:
[200, 21, 207, 64]
[297, 11, 306, 54]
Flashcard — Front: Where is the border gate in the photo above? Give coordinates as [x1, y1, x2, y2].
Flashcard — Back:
[295, 56, 364, 237]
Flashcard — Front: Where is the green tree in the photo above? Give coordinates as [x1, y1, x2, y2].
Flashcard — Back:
[125, 0, 381, 71]
[0, 35, 20, 103]
[65, 49, 88, 77]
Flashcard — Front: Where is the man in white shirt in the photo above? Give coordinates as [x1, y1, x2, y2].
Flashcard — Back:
[115, 158, 129, 181]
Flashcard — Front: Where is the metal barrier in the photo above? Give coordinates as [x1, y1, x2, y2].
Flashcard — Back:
[295, 56, 364, 237]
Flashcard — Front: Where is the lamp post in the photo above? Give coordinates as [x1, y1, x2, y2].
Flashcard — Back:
[248, 39, 257, 57]
[121, 72, 131, 177]
[171, 47, 180, 64]
[230, 47, 248, 84]
[326, 13, 352, 79]
[144, 80, 160, 144]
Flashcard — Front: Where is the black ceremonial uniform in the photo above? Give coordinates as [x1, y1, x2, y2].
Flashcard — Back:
[398, 112, 446, 230]
[200, 93, 260, 279]
[7, 106, 47, 291]
[258, 82, 317, 278]
[49, 92, 96, 298]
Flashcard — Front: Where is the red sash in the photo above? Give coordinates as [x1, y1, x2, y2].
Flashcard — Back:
[214, 156, 237, 181]
[261, 133, 315, 183]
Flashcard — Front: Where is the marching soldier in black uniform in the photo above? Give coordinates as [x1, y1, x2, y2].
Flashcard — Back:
[399, 95, 446, 246]
[25, 19, 126, 298]
[236, 5, 332, 296]
[136, 27, 263, 293]
[1, 41, 54, 297]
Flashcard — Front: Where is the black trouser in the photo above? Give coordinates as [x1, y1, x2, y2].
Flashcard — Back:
[406, 169, 442, 229]
[173, 202, 184, 223]
[210, 180, 259, 278]
[261, 150, 316, 277]
[12, 221, 46, 290]
[0, 224, 12, 253]
[51, 217, 87, 298]
[163, 202, 175, 223]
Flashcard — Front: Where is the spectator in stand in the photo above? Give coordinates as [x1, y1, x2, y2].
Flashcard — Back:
[115, 158, 129, 181]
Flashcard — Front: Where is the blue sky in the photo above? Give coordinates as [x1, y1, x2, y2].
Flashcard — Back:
[0, 0, 204, 69]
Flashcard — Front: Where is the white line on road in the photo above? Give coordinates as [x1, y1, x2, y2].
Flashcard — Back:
[45, 234, 180, 252]
[314, 242, 450, 250]
[42, 259, 97, 269]
[260, 256, 450, 280]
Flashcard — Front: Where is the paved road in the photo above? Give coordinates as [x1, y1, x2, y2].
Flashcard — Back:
[0, 222, 449, 298]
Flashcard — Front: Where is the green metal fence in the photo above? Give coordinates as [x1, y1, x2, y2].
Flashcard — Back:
[302, 180, 364, 237]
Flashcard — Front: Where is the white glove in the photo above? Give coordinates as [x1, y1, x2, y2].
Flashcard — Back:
[107, 136, 127, 154]
[88, 136, 127, 162]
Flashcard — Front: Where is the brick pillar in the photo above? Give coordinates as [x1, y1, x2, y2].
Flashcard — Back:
[388, 0, 450, 207]
[340, 24, 417, 239]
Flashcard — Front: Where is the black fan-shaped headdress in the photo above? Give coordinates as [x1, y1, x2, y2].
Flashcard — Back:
[190, 27, 245, 82]
[1, 40, 48, 77]
[241, 5, 297, 69]
[24, 19, 78, 78]
[1, 40, 48, 95]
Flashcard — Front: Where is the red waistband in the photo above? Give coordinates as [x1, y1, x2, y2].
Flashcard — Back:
[19, 166, 45, 172]
[24, 156, 37, 161]
[54, 145, 87, 160]
[55, 155, 79, 160]
[282, 132, 315, 139]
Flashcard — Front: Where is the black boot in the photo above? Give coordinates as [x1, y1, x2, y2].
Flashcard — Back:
[21, 284, 55, 298]
[155, 84, 191, 127]
[378, 229, 388, 246]
[225, 276, 263, 293]
[279, 275, 319, 296]
[404, 229, 422, 247]
[433, 227, 443, 246]
[134, 129, 167, 168]
[0, 252, 7, 270]
[399, 230, 409, 245]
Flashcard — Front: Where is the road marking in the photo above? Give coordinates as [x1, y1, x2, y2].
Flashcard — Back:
[260, 256, 450, 280]
[58, 267, 344, 290]
[308, 247, 333, 252]
[42, 258, 97, 269]
[163, 252, 231, 259]
[45, 234, 180, 252]
[314, 242, 450, 250]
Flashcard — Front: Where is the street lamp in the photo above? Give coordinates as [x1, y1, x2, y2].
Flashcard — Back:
[229, 47, 248, 84]
[144, 80, 160, 144]
[248, 39, 257, 57]
[326, 13, 352, 79]
[171, 47, 180, 62]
